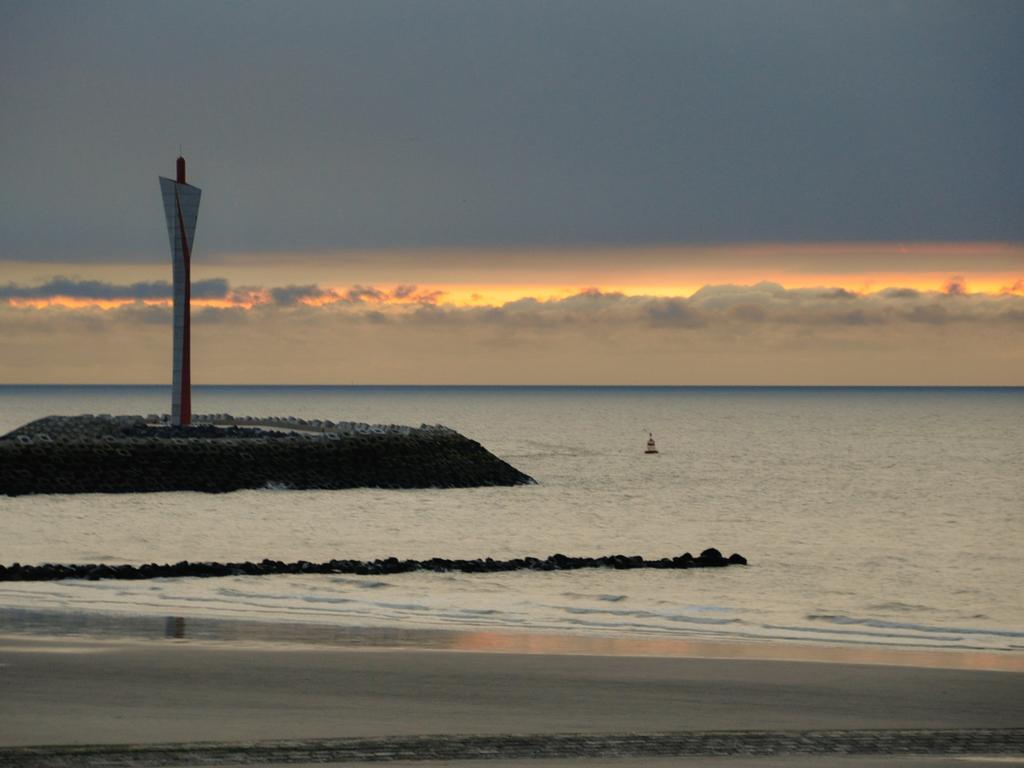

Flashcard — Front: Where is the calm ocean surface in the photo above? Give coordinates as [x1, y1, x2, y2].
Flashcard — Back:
[1, 385, 1021, 652]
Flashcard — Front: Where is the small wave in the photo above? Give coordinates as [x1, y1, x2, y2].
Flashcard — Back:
[864, 601, 937, 614]
[560, 605, 738, 626]
[216, 588, 352, 605]
[374, 601, 433, 612]
[561, 592, 627, 602]
[763, 622, 964, 643]
[300, 595, 354, 605]
[329, 578, 392, 589]
[557, 593, 626, 606]
[807, 613, 1024, 639]
[681, 604, 734, 613]
[218, 588, 293, 601]
[53, 580, 131, 592]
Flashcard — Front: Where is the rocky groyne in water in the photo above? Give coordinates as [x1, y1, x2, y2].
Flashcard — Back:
[0, 414, 534, 495]
[0, 549, 747, 582]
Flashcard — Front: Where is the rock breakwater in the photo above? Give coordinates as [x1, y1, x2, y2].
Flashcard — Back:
[0, 414, 534, 495]
[0, 549, 747, 582]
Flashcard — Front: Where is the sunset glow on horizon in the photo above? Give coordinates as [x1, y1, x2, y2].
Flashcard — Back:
[4, 241, 1021, 312]
[2, 240, 1021, 386]
[7, 273, 1024, 313]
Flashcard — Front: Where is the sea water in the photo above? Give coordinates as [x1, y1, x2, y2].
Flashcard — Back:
[0, 385, 1021, 652]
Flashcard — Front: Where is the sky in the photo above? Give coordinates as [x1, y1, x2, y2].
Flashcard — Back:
[1, 0, 1022, 384]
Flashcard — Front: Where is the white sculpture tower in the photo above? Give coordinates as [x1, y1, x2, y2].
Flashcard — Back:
[159, 156, 201, 426]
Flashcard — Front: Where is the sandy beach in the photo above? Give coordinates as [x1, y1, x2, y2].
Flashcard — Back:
[1, 632, 1022, 765]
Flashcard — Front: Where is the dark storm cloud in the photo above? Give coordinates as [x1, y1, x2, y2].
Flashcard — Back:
[820, 289, 858, 300]
[904, 305, 949, 325]
[192, 280, 231, 299]
[269, 284, 335, 306]
[228, 286, 267, 305]
[169, 285, 1024, 333]
[0, 277, 229, 300]
[268, 283, 395, 305]
[267, 283, 441, 305]
[245, 284, 1019, 333]
[1, 1, 1022, 262]
[10, 276, 1020, 333]
[645, 298, 706, 329]
[6, 292, 1021, 385]
[881, 288, 922, 299]
[345, 285, 387, 303]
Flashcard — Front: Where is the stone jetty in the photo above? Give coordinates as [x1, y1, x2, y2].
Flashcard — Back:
[0, 414, 534, 495]
[0, 549, 747, 583]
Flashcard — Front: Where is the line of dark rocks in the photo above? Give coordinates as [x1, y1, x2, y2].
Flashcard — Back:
[0, 549, 746, 582]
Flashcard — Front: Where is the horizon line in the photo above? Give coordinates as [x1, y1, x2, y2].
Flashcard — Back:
[1, 383, 1021, 390]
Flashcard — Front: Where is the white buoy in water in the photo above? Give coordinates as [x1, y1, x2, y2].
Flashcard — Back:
[645, 432, 658, 454]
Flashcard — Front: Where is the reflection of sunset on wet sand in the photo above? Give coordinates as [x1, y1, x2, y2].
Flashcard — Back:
[448, 630, 1024, 672]
[7, 610, 1021, 673]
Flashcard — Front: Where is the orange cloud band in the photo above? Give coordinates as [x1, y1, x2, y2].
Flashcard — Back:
[6, 273, 1023, 312]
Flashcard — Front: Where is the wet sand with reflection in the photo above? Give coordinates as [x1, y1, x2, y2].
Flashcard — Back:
[3, 607, 1023, 671]
[1, 622, 1022, 752]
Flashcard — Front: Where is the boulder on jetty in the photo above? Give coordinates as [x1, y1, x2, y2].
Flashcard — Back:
[0, 414, 534, 496]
